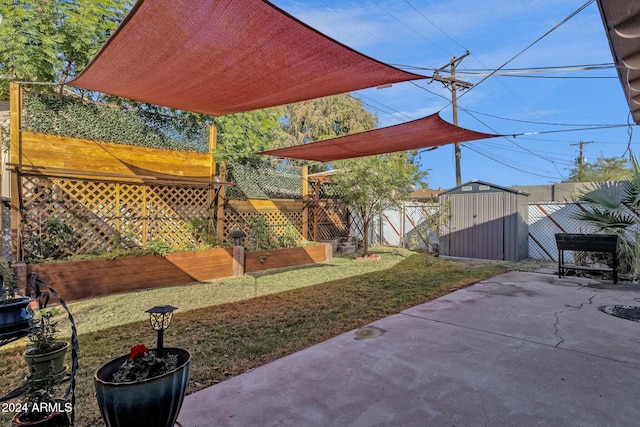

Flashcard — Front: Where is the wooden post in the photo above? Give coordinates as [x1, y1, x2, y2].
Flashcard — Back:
[12, 262, 27, 294]
[301, 165, 308, 240]
[216, 162, 227, 243]
[208, 124, 217, 238]
[9, 83, 22, 262]
[115, 182, 122, 246]
[232, 245, 245, 276]
[138, 185, 148, 248]
[313, 180, 320, 241]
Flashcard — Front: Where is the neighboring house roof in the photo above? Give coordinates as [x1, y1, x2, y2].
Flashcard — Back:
[410, 188, 444, 201]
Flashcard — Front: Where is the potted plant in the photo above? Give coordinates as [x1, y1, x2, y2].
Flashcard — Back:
[23, 311, 68, 379]
[94, 306, 190, 427]
[0, 257, 34, 340]
[11, 369, 70, 427]
[95, 344, 191, 427]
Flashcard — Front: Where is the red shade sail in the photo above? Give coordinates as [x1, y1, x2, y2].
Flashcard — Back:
[68, 0, 425, 116]
[260, 113, 500, 162]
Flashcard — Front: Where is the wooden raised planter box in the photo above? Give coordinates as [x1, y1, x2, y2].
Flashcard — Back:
[245, 244, 330, 274]
[25, 244, 331, 302]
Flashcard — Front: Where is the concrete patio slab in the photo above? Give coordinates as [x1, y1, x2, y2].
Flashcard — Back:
[178, 271, 640, 427]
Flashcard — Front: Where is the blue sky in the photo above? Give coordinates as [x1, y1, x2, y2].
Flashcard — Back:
[270, 0, 635, 190]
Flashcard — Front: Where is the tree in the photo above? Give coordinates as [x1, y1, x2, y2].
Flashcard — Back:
[0, 0, 133, 99]
[333, 152, 427, 256]
[565, 156, 632, 182]
[213, 94, 377, 169]
[214, 108, 283, 165]
[273, 94, 378, 173]
[573, 154, 640, 278]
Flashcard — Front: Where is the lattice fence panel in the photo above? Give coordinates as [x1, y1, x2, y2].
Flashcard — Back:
[20, 175, 211, 258]
[310, 200, 350, 240]
[22, 177, 120, 256]
[305, 179, 352, 241]
[222, 209, 303, 248]
[117, 183, 146, 248]
[146, 185, 211, 248]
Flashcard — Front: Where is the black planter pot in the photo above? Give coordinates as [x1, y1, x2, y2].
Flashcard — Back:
[12, 410, 68, 427]
[94, 347, 191, 427]
[11, 399, 70, 427]
[0, 297, 34, 340]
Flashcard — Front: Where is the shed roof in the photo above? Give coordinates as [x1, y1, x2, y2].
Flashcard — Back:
[440, 180, 530, 196]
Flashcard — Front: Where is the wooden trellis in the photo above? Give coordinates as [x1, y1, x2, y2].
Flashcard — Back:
[9, 83, 218, 260]
[221, 199, 305, 247]
[20, 175, 212, 258]
[307, 177, 353, 241]
[308, 200, 350, 240]
[7, 83, 352, 261]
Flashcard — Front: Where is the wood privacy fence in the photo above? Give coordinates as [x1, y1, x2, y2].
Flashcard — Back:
[6, 84, 350, 261]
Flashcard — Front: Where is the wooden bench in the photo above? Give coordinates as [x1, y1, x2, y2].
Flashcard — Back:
[555, 233, 619, 284]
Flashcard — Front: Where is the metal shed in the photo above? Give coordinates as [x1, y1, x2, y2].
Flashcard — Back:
[439, 180, 529, 261]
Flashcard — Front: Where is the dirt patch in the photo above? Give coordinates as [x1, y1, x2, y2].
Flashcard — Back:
[354, 254, 381, 261]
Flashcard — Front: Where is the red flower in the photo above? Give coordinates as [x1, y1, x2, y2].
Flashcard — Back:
[129, 344, 148, 359]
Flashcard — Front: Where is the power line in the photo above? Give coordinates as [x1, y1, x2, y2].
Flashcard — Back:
[462, 144, 565, 180]
[458, 0, 596, 100]
[517, 124, 630, 136]
[477, 140, 576, 163]
[394, 63, 615, 74]
[401, 0, 468, 53]
[482, 75, 616, 79]
[452, 103, 572, 178]
[461, 108, 627, 128]
[368, 0, 450, 60]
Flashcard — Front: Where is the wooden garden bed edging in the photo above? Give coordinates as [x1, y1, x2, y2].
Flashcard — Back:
[245, 244, 330, 274]
[24, 244, 332, 302]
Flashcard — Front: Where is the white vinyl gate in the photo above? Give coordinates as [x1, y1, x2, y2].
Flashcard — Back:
[370, 203, 439, 250]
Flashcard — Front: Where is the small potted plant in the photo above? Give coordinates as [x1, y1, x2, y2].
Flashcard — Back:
[11, 369, 70, 427]
[0, 257, 34, 340]
[94, 306, 191, 427]
[23, 311, 68, 379]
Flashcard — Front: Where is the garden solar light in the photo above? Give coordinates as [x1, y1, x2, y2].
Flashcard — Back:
[145, 305, 177, 357]
[230, 230, 246, 246]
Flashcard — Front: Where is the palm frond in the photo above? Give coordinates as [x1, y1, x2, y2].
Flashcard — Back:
[579, 186, 624, 209]
[622, 173, 640, 209]
[573, 208, 635, 230]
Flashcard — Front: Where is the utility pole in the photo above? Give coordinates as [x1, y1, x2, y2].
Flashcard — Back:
[433, 51, 473, 187]
[570, 140, 593, 181]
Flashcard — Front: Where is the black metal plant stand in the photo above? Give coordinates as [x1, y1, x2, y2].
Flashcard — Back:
[0, 273, 79, 426]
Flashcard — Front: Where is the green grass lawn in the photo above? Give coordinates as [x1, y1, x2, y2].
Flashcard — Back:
[0, 248, 512, 426]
